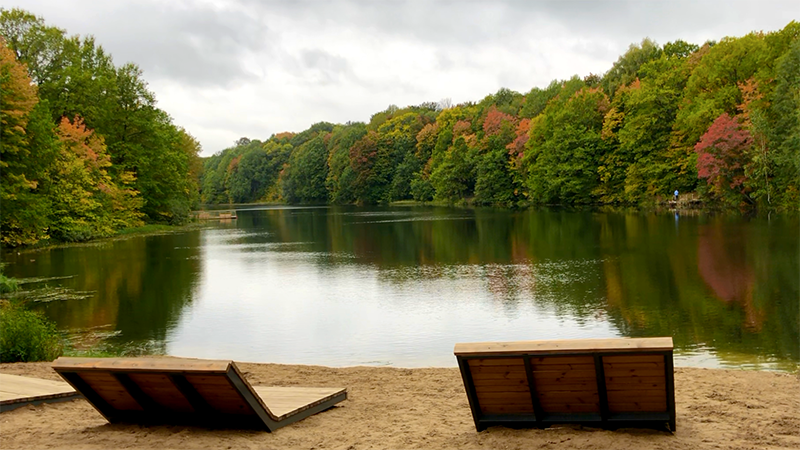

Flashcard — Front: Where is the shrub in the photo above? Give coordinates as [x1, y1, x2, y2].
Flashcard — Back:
[0, 273, 18, 294]
[0, 301, 63, 362]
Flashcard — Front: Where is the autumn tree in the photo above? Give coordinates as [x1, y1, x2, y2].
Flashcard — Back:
[49, 116, 142, 241]
[695, 113, 753, 206]
[0, 39, 54, 245]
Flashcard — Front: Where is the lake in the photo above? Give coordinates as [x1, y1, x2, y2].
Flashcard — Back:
[2, 206, 798, 371]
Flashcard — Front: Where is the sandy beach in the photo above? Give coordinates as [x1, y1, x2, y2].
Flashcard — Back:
[0, 361, 798, 450]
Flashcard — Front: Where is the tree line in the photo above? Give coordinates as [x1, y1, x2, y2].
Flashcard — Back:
[203, 22, 799, 211]
[1, 9, 202, 247]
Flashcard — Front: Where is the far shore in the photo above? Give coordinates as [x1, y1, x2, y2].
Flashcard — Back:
[0, 360, 798, 449]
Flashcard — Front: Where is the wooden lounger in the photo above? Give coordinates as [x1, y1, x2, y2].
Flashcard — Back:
[0, 373, 81, 412]
[454, 337, 675, 432]
[52, 357, 346, 431]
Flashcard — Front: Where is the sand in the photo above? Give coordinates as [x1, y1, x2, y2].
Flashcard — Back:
[0, 361, 798, 450]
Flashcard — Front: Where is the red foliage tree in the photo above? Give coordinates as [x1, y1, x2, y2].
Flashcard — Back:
[695, 113, 752, 199]
[482, 106, 516, 136]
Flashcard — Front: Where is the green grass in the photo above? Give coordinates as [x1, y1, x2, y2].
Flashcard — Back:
[0, 301, 63, 362]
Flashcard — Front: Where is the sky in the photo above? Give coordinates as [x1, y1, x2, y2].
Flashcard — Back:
[3, 0, 798, 156]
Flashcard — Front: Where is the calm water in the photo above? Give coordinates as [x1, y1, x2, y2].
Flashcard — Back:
[2, 206, 798, 371]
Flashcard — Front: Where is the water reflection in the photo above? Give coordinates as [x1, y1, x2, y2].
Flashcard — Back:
[3, 232, 202, 353]
[2, 206, 797, 371]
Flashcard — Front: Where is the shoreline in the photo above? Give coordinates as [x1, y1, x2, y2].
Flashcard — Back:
[1, 222, 210, 255]
[1, 361, 797, 449]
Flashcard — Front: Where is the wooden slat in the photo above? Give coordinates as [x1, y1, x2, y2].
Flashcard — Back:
[78, 372, 142, 411]
[531, 356, 597, 365]
[531, 369, 597, 380]
[454, 337, 673, 356]
[603, 368, 665, 377]
[468, 358, 526, 367]
[605, 376, 665, 387]
[472, 384, 530, 393]
[127, 373, 194, 412]
[607, 390, 666, 402]
[470, 366, 525, 377]
[53, 357, 231, 373]
[602, 355, 664, 364]
[603, 362, 664, 370]
[184, 374, 253, 415]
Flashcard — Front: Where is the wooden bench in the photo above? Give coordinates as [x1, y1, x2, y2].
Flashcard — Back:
[52, 357, 346, 431]
[454, 337, 675, 432]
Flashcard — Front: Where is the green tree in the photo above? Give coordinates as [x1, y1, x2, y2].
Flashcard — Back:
[522, 87, 610, 204]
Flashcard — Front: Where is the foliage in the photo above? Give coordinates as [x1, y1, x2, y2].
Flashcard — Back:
[695, 113, 753, 206]
[1, 8, 201, 246]
[0, 265, 18, 293]
[0, 301, 63, 362]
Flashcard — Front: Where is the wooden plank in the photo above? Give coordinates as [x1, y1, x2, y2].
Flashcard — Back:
[53, 357, 231, 374]
[468, 358, 526, 367]
[531, 356, 597, 365]
[531, 370, 597, 380]
[0, 374, 79, 408]
[477, 391, 535, 402]
[472, 384, 530, 393]
[603, 368, 665, 377]
[454, 337, 673, 356]
[607, 390, 666, 402]
[127, 373, 194, 412]
[602, 355, 664, 364]
[468, 366, 527, 375]
[252, 387, 345, 420]
[184, 374, 254, 415]
[78, 372, 142, 411]
[605, 376, 665, 387]
[603, 362, 664, 370]
[531, 379, 596, 389]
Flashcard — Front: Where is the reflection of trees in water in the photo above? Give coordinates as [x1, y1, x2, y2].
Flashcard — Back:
[597, 213, 798, 366]
[697, 222, 762, 331]
[12, 232, 203, 346]
[238, 206, 798, 367]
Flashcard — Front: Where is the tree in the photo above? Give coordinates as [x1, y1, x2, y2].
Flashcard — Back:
[49, 116, 142, 241]
[695, 113, 753, 205]
[0, 40, 53, 245]
[522, 87, 610, 204]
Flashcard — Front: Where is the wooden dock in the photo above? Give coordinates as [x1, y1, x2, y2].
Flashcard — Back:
[0, 373, 81, 412]
[192, 210, 238, 220]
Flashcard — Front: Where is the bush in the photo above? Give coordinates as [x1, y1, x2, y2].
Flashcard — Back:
[0, 273, 18, 294]
[0, 301, 63, 362]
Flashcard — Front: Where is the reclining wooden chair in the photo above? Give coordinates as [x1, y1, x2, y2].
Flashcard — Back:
[52, 357, 346, 431]
[454, 337, 675, 432]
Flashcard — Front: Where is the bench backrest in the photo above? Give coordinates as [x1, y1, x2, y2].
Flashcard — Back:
[454, 337, 675, 431]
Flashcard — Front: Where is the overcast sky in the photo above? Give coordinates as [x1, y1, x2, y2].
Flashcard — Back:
[4, 0, 798, 156]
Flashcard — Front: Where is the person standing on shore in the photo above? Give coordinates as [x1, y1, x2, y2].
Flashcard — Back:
[673, 189, 679, 202]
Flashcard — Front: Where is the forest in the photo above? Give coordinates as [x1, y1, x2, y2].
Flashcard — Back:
[0, 9, 201, 247]
[203, 22, 799, 212]
[2, 12, 799, 248]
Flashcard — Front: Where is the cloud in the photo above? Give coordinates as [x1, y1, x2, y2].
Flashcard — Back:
[4, 0, 798, 155]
